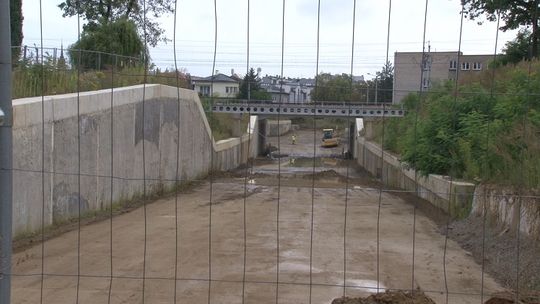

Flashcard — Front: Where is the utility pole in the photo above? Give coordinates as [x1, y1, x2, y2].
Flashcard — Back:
[366, 85, 369, 103]
[374, 76, 379, 104]
[367, 72, 378, 103]
[0, 0, 13, 303]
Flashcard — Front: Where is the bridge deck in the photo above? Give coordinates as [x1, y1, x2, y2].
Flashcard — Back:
[210, 101, 404, 117]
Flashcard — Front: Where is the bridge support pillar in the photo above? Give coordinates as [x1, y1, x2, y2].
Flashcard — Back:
[231, 113, 244, 137]
[348, 121, 355, 159]
[363, 118, 376, 140]
[257, 119, 267, 156]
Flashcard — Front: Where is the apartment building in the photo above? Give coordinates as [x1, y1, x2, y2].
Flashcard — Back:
[393, 51, 492, 103]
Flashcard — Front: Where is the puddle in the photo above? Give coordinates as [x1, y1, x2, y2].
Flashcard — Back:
[286, 157, 346, 168]
[353, 186, 377, 191]
[279, 262, 322, 273]
[346, 279, 386, 293]
[281, 249, 304, 259]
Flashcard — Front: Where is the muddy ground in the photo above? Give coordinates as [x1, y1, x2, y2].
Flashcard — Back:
[10, 130, 521, 304]
[331, 291, 436, 304]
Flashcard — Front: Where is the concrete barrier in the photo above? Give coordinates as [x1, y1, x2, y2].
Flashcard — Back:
[214, 115, 259, 171]
[12, 84, 259, 236]
[471, 185, 540, 239]
[354, 118, 475, 217]
[265, 119, 291, 137]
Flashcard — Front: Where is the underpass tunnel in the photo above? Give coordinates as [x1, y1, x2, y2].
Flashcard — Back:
[255, 116, 355, 160]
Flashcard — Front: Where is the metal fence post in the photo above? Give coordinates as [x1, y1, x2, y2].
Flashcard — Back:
[0, 0, 13, 303]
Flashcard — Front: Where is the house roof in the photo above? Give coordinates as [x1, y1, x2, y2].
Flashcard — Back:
[230, 74, 242, 81]
[192, 73, 239, 83]
[266, 86, 290, 95]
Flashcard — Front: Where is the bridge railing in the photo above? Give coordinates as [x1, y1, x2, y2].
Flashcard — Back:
[210, 97, 404, 108]
[209, 100, 405, 118]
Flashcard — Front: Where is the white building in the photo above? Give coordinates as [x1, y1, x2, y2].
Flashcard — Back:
[192, 74, 240, 98]
[261, 76, 315, 103]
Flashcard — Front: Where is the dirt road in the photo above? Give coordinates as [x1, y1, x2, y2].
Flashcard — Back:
[266, 129, 349, 157]
[11, 130, 504, 304]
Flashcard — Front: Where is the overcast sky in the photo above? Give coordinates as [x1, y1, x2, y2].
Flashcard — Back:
[23, 0, 518, 79]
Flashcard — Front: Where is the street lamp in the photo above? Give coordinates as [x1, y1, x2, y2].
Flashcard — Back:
[367, 73, 379, 104]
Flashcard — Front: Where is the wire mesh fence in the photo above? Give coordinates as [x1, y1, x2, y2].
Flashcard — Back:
[10, 46, 192, 99]
[1, 0, 540, 304]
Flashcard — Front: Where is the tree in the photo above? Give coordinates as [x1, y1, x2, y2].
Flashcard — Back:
[68, 18, 146, 70]
[461, 0, 540, 58]
[493, 29, 538, 66]
[238, 68, 271, 100]
[10, 0, 23, 61]
[58, 0, 174, 47]
[311, 73, 355, 102]
[372, 61, 394, 103]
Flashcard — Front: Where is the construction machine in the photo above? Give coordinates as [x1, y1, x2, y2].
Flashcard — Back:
[321, 128, 339, 148]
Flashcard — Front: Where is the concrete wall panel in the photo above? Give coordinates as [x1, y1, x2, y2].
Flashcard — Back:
[12, 85, 258, 236]
[355, 134, 476, 217]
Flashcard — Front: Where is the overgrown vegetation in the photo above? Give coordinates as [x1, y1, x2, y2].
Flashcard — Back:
[492, 29, 539, 67]
[200, 98, 251, 140]
[11, 51, 246, 141]
[377, 60, 540, 188]
[12, 61, 190, 99]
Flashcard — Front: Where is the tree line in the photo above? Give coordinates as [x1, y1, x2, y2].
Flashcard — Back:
[311, 62, 393, 103]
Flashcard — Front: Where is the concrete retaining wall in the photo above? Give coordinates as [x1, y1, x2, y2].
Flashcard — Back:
[12, 84, 259, 236]
[354, 119, 475, 216]
[265, 119, 291, 137]
[214, 116, 259, 171]
[354, 119, 540, 238]
[471, 185, 540, 239]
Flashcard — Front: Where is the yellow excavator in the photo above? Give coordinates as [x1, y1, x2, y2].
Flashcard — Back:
[321, 128, 339, 147]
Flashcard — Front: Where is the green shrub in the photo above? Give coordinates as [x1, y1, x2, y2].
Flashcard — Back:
[378, 60, 540, 188]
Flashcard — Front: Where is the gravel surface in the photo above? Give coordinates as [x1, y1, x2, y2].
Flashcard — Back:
[448, 216, 540, 301]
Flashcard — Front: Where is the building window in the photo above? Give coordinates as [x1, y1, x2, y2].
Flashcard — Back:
[449, 60, 457, 70]
[473, 62, 482, 70]
[225, 86, 238, 94]
[461, 62, 470, 71]
[199, 85, 210, 96]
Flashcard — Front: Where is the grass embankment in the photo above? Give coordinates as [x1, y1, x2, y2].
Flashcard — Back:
[12, 65, 191, 99]
[374, 60, 540, 189]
